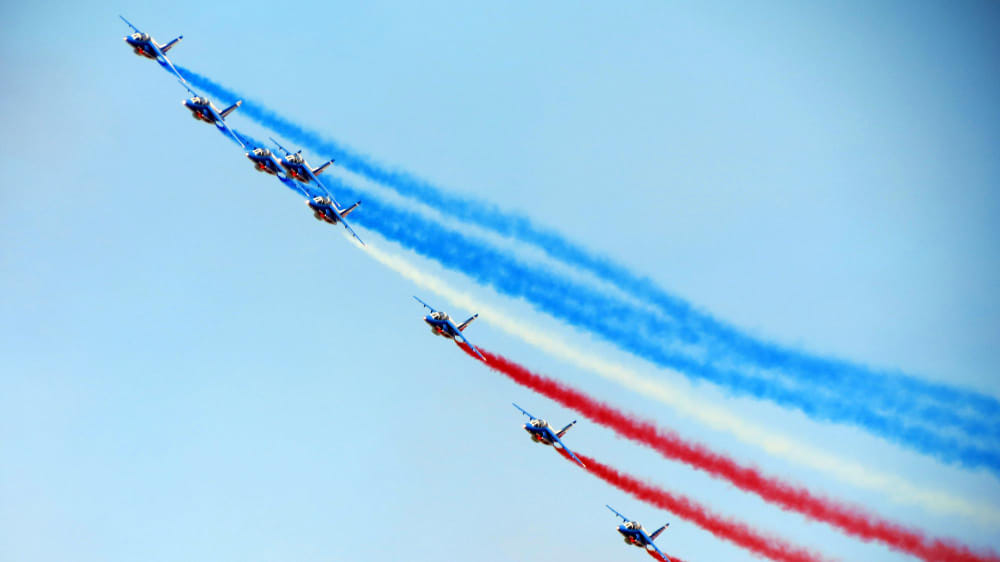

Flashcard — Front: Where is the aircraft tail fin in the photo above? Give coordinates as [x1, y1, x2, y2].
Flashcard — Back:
[160, 35, 183, 53]
[340, 201, 361, 218]
[457, 313, 478, 332]
[650, 523, 669, 541]
[556, 420, 577, 438]
[312, 160, 334, 176]
[219, 100, 242, 119]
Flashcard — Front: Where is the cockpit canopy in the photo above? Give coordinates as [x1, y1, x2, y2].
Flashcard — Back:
[624, 521, 642, 531]
[530, 418, 547, 428]
[313, 196, 331, 205]
[286, 153, 304, 164]
[431, 311, 449, 321]
[253, 148, 269, 156]
[131, 32, 149, 41]
[191, 97, 208, 105]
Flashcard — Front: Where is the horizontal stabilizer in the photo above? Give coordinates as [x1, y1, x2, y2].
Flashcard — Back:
[340, 201, 361, 218]
[160, 36, 182, 53]
[457, 313, 478, 332]
[556, 420, 577, 438]
[219, 100, 242, 119]
[312, 160, 334, 176]
[650, 523, 669, 541]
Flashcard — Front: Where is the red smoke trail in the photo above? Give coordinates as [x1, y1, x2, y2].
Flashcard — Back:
[555, 447, 831, 562]
[462, 344, 999, 562]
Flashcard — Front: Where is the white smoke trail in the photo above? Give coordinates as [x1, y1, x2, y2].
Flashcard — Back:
[358, 239, 1000, 527]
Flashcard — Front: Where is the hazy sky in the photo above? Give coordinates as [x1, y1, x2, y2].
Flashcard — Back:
[2, 2, 998, 561]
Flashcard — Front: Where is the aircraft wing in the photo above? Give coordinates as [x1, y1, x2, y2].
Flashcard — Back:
[180, 80, 201, 99]
[119, 15, 141, 33]
[645, 540, 673, 562]
[512, 402, 537, 421]
[413, 296, 438, 313]
[606, 505, 630, 522]
[451, 324, 487, 362]
[215, 119, 246, 149]
[269, 136, 291, 156]
[155, 55, 188, 85]
[548, 428, 585, 467]
[338, 213, 365, 246]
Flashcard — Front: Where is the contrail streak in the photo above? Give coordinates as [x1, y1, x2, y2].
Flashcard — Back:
[319, 173, 1000, 473]
[171, 66, 1000, 447]
[356, 240, 1000, 526]
[465, 345, 1000, 562]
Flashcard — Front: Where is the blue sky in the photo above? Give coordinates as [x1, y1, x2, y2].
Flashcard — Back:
[2, 2, 998, 561]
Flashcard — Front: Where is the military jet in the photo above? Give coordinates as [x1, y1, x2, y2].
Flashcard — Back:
[119, 16, 185, 82]
[413, 296, 485, 361]
[513, 403, 584, 467]
[607, 505, 672, 562]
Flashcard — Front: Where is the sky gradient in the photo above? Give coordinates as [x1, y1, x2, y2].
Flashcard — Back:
[2, 2, 998, 561]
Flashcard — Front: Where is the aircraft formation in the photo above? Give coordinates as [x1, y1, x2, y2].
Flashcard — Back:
[122, 16, 677, 561]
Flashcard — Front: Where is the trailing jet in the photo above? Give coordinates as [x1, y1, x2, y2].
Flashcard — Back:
[606, 505, 672, 562]
[513, 403, 585, 467]
[180, 84, 244, 147]
[306, 195, 364, 245]
[269, 137, 334, 185]
[413, 296, 486, 361]
[119, 16, 185, 82]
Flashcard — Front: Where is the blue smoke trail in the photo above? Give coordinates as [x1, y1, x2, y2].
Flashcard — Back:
[173, 67, 1000, 450]
[311, 174, 1000, 474]
[172, 66, 1000, 438]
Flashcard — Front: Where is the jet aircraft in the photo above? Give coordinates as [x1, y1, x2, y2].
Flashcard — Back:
[269, 138, 334, 185]
[180, 84, 245, 147]
[119, 16, 185, 82]
[606, 505, 672, 562]
[513, 403, 585, 467]
[306, 195, 363, 244]
[250, 139, 363, 244]
[413, 296, 485, 361]
[245, 146, 285, 176]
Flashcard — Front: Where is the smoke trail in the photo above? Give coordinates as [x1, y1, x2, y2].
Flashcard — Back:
[171, 66, 1000, 442]
[358, 241, 1000, 525]
[302, 169, 1000, 473]
[552, 449, 833, 562]
[462, 345, 1000, 562]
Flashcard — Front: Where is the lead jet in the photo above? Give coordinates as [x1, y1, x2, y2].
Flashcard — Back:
[269, 137, 334, 185]
[413, 296, 485, 361]
[606, 506, 672, 562]
[513, 403, 585, 468]
[180, 84, 244, 147]
[119, 16, 185, 82]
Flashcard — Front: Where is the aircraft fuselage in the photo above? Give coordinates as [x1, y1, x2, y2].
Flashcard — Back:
[524, 424, 554, 446]
[307, 200, 340, 224]
[617, 526, 648, 548]
[124, 35, 157, 59]
[247, 152, 281, 175]
[424, 317, 457, 339]
[282, 163, 310, 183]
[183, 100, 217, 124]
